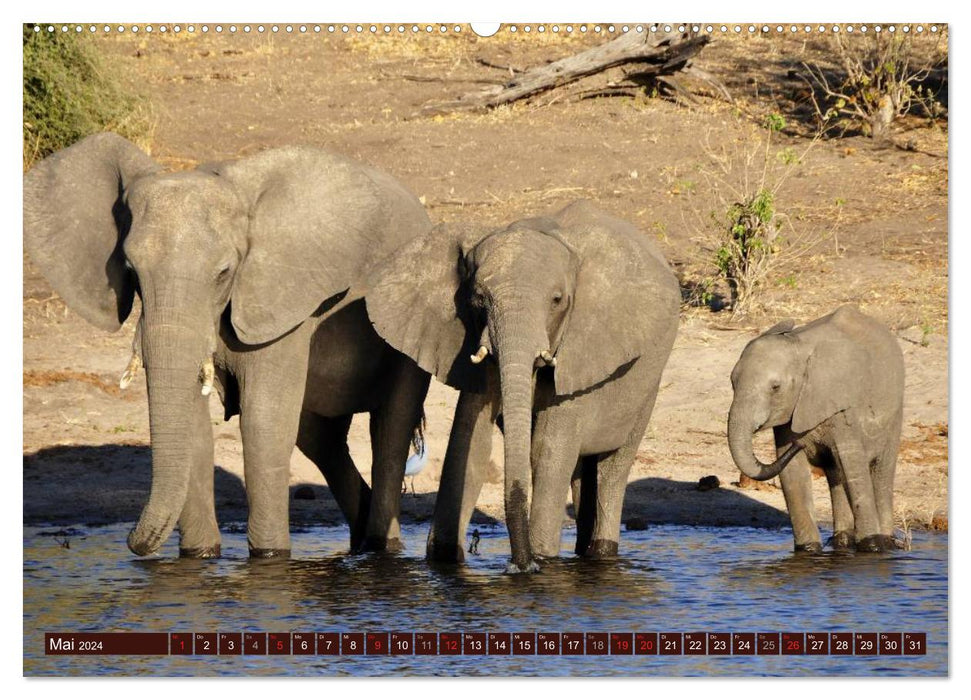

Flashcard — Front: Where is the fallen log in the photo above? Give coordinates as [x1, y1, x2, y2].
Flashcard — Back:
[424, 31, 712, 115]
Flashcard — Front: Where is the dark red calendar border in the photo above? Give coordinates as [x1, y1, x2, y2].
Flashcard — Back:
[44, 632, 927, 656]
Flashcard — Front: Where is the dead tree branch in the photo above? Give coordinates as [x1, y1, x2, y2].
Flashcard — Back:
[424, 31, 712, 115]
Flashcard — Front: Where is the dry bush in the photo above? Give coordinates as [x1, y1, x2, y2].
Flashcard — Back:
[685, 115, 831, 318]
[801, 29, 947, 140]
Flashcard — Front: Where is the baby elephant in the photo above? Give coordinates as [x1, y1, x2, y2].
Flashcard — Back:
[727, 305, 904, 552]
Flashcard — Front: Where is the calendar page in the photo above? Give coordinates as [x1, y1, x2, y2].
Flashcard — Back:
[22, 20, 949, 677]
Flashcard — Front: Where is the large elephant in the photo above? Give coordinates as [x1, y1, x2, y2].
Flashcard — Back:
[727, 305, 905, 552]
[365, 200, 681, 572]
[24, 133, 431, 558]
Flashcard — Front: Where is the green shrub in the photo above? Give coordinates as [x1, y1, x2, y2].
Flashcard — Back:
[687, 114, 830, 317]
[23, 25, 154, 169]
[712, 188, 781, 313]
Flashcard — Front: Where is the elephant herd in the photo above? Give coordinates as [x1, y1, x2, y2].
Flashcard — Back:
[23, 135, 906, 573]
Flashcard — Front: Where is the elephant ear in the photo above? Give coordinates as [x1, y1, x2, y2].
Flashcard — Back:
[214, 148, 427, 345]
[365, 222, 490, 392]
[552, 222, 680, 396]
[23, 133, 160, 331]
[791, 339, 867, 433]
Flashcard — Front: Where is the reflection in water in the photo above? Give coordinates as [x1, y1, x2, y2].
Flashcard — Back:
[24, 524, 947, 676]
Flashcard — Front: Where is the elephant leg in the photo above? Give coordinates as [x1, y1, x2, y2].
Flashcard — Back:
[581, 444, 638, 559]
[572, 455, 598, 557]
[873, 411, 902, 538]
[238, 330, 312, 558]
[427, 388, 498, 563]
[363, 360, 430, 553]
[777, 454, 823, 553]
[529, 410, 581, 558]
[177, 390, 221, 558]
[582, 393, 659, 559]
[832, 428, 887, 552]
[774, 426, 822, 553]
[822, 455, 855, 550]
[296, 412, 371, 551]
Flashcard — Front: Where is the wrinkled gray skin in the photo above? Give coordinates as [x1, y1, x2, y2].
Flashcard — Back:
[24, 133, 430, 558]
[366, 200, 680, 572]
[727, 305, 905, 553]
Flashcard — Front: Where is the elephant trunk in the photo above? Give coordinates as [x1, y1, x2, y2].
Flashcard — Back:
[126, 320, 210, 556]
[490, 306, 543, 573]
[727, 397, 803, 481]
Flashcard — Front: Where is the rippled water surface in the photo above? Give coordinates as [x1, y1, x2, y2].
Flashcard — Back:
[24, 524, 947, 676]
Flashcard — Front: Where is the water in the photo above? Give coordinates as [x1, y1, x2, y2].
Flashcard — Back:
[23, 524, 948, 676]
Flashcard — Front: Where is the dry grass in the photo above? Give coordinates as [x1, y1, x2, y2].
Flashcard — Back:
[23, 369, 125, 397]
[899, 422, 949, 467]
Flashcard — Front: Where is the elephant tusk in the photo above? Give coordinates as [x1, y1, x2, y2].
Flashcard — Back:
[119, 352, 142, 390]
[539, 349, 556, 367]
[470, 345, 489, 364]
[200, 357, 215, 396]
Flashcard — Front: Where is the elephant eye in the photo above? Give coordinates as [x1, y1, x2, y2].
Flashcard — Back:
[552, 291, 563, 305]
[770, 380, 782, 391]
[216, 263, 232, 281]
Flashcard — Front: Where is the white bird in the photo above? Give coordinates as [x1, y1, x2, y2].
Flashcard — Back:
[402, 442, 428, 495]
[405, 442, 428, 476]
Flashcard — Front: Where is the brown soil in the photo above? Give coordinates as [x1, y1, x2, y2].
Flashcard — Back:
[23, 28, 948, 543]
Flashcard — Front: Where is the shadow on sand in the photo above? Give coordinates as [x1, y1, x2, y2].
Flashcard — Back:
[23, 444, 494, 534]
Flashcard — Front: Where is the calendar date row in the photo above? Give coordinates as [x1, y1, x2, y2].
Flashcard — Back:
[45, 631, 927, 656]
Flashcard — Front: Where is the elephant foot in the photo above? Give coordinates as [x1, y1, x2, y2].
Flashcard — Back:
[426, 540, 466, 564]
[505, 560, 541, 575]
[794, 541, 824, 554]
[582, 539, 619, 559]
[531, 543, 561, 559]
[179, 544, 221, 559]
[249, 548, 291, 559]
[360, 536, 404, 554]
[856, 534, 894, 553]
[831, 531, 855, 551]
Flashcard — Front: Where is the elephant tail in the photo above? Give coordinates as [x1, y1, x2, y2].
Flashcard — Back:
[411, 410, 426, 456]
[404, 411, 429, 477]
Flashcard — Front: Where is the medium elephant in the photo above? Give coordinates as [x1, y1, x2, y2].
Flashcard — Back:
[365, 200, 681, 572]
[727, 305, 905, 552]
[24, 133, 430, 558]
